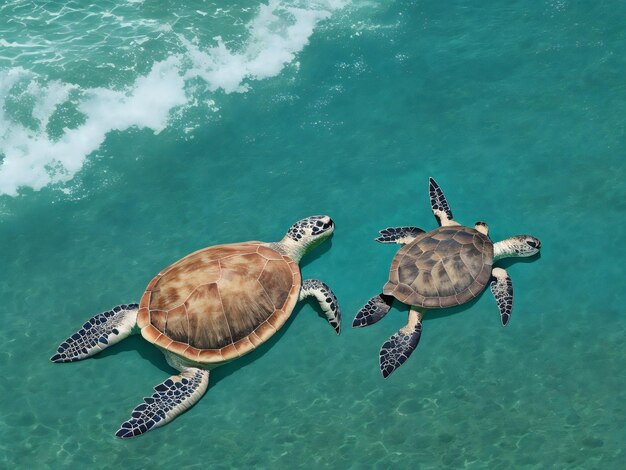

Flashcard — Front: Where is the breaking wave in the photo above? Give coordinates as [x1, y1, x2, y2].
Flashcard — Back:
[0, 0, 347, 196]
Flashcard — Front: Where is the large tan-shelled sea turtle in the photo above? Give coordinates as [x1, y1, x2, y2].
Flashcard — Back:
[52, 216, 340, 438]
[353, 178, 541, 378]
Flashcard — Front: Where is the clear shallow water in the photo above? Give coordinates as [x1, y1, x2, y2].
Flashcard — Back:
[1, 0, 625, 468]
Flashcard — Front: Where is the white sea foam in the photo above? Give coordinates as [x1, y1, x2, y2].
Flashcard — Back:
[0, 57, 186, 195]
[180, 1, 332, 93]
[0, 0, 347, 197]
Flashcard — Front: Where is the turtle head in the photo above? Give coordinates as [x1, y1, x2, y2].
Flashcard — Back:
[286, 215, 334, 246]
[279, 215, 334, 262]
[474, 221, 489, 236]
[494, 234, 541, 260]
[513, 235, 541, 256]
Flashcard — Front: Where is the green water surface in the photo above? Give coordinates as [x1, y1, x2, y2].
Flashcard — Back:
[0, 0, 624, 468]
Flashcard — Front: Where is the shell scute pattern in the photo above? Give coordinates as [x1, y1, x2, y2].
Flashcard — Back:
[149, 310, 167, 332]
[415, 236, 440, 252]
[459, 243, 483, 277]
[431, 229, 453, 241]
[140, 243, 300, 363]
[452, 229, 474, 244]
[219, 269, 275, 343]
[384, 226, 493, 308]
[164, 304, 187, 342]
[442, 256, 474, 291]
[430, 262, 456, 296]
[258, 259, 293, 308]
[184, 283, 230, 349]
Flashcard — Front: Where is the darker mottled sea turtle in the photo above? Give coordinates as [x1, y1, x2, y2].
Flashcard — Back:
[52, 216, 340, 438]
[353, 178, 541, 378]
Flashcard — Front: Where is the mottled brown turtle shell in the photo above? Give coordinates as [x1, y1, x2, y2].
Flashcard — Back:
[383, 226, 493, 308]
[137, 242, 300, 364]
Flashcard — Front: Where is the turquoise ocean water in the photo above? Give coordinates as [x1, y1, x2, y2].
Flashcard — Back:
[1, 0, 625, 467]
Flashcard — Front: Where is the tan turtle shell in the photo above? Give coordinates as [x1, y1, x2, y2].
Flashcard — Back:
[137, 242, 300, 364]
[383, 225, 493, 308]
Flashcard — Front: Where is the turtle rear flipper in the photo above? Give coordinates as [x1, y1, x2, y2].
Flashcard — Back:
[116, 368, 209, 438]
[379, 308, 423, 378]
[353, 294, 393, 327]
[51, 304, 138, 363]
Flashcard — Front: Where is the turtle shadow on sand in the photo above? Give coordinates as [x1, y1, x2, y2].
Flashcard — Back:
[497, 251, 542, 270]
[94, 336, 173, 374]
[93, 300, 314, 385]
[299, 236, 333, 266]
[381, 295, 479, 321]
[210, 301, 311, 387]
[93, 242, 335, 383]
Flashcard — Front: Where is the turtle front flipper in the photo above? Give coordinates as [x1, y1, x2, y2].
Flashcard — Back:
[379, 307, 423, 378]
[375, 227, 425, 245]
[51, 304, 139, 363]
[352, 293, 394, 327]
[428, 177, 457, 227]
[490, 268, 514, 325]
[116, 368, 210, 439]
[300, 279, 341, 334]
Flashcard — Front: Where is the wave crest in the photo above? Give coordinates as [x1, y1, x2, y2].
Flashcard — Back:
[0, 0, 346, 196]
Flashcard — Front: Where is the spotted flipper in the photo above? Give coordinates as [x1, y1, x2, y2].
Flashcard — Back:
[375, 227, 425, 245]
[490, 267, 514, 326]
[51, 304, 139, 363]
[429, 177, 456, 226]
[300, 279, 341, 334]
[353, 293, 393, 328]
[115, 368, 209, 438]
[379, 308, 423, 378]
